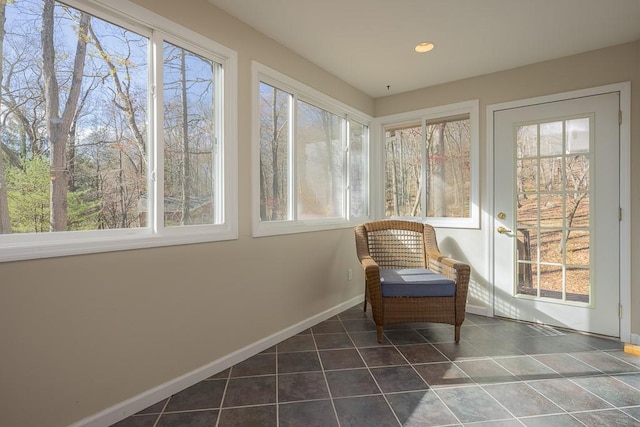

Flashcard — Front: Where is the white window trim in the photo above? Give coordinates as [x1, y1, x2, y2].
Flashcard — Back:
[0, 0, 238, 262]
[372, 100, 480, 228]
[251, 61, 371, 237]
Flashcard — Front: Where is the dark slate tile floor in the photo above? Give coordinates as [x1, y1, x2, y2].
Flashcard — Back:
[112, 305, 640, 426]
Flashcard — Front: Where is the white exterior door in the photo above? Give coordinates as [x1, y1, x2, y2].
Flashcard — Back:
[493, 92, 620, 337]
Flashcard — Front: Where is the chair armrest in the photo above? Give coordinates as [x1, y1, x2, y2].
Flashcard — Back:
[359, 256, 384, 325]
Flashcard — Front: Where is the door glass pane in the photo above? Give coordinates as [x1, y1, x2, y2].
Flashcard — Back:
[540, 121, 563, 156]
[539, 195, 563, 227]
[539, 264, 563, 300]
[516, 125, 537, 158]
[566, 268, 590, 302]
[539, 157, 563, 192]
[514, 117, 591, 304]
[566, 230, 589, 266]
[565, 193, 589, 228]
[567, 118, 590, 153]
[539, 230, 563, 264]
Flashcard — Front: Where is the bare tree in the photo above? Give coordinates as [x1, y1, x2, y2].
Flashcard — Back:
[41, 0, 90, 231]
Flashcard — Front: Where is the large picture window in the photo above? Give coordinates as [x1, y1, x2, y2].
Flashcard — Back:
[0, 0, 237, 261]
[254, 63, 369, 236]
[379, 101, 479, 228]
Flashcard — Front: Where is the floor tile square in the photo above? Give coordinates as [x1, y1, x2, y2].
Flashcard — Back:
[155, 410, 218, 427]
[325, 368, 380, 397]
[312, 320, 346, 334]
[164, 379, 225, 412]
[278, 400, 339, 427]
[527, 377, 612, 412]
[112, 415, 158, 427]
[230, 353, 276, 377]
[435, 385, 513, 423]
[493, 355, 560, 381]
[218, 405, 276, 426]
[333, 395, 399, 427]
[571, 375, 640, 407]
[571, 409, 640, 426]
[359, 346, 408, 367]
[314, 332, 354, 350]
[383, 329, 428, 345]
[413, 361, 473, 388]
[277, 334, 316, 353]
[532, 353, 602, 377]
[370, 365, 427, 393]
[342, 318, 377, 333]
[278, 372, 330, 402]
[319, 348, 365, 370]
[222, 376, 276, 407]
[396, 343, 448, 364]
[348, 331, 392, 347]
[483, 382, 562, 416]
[278, 351, 322, 373]
[520, 413, 584, 427]
[386, 390, 458, 426]
[416, 326, 457, 344]
[455, 359, 518, 384]
[571, 351, 640, 374]
[432, 341, 484, 360]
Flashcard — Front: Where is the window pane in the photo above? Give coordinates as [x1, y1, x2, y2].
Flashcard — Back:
[2, 0, 148, 233]
[349, 120, 366, 218]
[426, 117, 470, 218]
[259, 82, 290, 221]
[163, 42, 218, 226]
[384, 123, 422, 217]
[296, 100, 344, 219]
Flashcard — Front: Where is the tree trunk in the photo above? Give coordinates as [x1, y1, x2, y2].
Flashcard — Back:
[41, 1, 89, 231]
[0, 0, 11, 233]
[433, 122, 447, 216]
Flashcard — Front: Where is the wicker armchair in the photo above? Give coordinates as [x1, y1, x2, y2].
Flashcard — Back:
[354, 220, 470, 343]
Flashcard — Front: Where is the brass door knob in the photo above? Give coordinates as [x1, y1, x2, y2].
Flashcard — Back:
[497, 226, 512, 234]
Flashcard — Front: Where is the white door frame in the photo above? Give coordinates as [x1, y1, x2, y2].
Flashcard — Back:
[486, 82, 631, 342]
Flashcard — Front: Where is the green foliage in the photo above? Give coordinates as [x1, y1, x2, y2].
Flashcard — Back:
[6, 156, 101, 232]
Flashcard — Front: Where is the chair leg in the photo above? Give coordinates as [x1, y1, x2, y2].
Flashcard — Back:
[455, 325, 461, 343]
[376, 325, 384, 343]
[363, 296, 367, 313]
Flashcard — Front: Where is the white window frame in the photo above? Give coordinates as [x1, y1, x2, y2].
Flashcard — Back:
[373, 100, 480, 228]
[0, 0, 238, 262]
[251, 62, 370, 237]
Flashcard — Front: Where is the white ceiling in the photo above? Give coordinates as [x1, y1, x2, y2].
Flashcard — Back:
[207, 0, 640, 98]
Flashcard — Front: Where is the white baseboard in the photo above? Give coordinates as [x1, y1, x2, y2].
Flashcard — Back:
[71, 294, 364, 427]
[465, 304, 488, 317]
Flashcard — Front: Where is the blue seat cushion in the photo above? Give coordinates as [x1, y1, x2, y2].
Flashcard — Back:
[379, 268, 456, 297]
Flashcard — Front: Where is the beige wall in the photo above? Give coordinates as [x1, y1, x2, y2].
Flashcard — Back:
[0, 1, 637, 426]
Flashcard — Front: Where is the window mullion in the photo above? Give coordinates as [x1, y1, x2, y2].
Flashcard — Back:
[344, 117, 350, 220]
[421, 119, 428, 220]
[289, 94, 297, 221]
[151, 31, 164, 234]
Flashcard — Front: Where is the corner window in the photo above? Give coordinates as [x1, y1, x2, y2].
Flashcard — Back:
[253, 63, 369, 236]
[0, 0, 237, 262]
[378, 101, 479, 228]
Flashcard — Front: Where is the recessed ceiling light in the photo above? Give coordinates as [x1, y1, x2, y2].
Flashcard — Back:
[415, 42, 434, 53]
